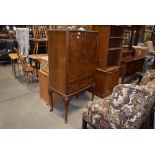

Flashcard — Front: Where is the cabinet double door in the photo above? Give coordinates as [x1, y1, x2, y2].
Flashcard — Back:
[67, 31, 97, 85]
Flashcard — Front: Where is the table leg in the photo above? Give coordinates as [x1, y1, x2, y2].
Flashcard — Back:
[91, 84, 95, 101]
[121, 63, 126, 84]
[63, 97, 70, 124]
[48, 89, 53, 112]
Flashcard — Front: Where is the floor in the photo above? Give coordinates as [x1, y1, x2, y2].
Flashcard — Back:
[0, 64, 100, 129]
[0, 64, 154, 129]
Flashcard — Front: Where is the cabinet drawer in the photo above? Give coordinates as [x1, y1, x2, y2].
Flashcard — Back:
[67, 78, 94, 94]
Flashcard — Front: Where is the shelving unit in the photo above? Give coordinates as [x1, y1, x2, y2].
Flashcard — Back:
[92, 25, 124, 98]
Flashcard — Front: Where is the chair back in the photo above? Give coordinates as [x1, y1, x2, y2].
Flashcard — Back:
[14, 48, 28, 71]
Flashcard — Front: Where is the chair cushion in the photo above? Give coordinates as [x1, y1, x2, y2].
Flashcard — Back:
[110, 84, 153, 128]
[82, 95, 112, 128]
[82, 84, 153, 129]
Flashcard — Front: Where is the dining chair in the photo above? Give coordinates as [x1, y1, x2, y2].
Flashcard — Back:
[14, 48, 37, 84]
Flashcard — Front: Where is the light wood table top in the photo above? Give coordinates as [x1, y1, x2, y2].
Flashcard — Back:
[29, 54, 48, 60]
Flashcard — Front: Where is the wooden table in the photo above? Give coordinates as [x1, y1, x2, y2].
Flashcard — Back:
[29, 54, 48, 69]
[121, 56, 145, 83]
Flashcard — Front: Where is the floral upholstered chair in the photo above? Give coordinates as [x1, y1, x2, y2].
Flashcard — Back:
[82, 83, 155, 129]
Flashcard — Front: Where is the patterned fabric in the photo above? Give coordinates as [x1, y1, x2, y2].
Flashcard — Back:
[82, 84, 154, 129]
[82, 95, 112, 128]
[140, 70, 155, 86]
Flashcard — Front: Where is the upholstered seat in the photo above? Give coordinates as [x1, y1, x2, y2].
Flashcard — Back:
[82, 83, 155, 129]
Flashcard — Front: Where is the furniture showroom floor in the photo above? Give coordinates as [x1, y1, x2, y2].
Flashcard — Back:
[0, 64, 101, 129]
[0, 64, 155, 129]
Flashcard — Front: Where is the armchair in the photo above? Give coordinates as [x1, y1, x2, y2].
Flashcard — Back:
[82, 83, 155, 129]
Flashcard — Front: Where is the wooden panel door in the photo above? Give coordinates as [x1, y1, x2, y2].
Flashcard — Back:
[67, 31, 86, 84]
[112, 68, 120, 88]
[104, 71, 113, 96]
[67, 31, 97, 84]
[85, 32, 98, 78]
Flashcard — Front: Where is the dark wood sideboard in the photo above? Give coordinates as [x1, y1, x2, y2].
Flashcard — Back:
[120, 56, 145, 83]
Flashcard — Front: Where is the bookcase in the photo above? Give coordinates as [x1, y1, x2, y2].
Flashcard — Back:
[92, 25, 124, 98]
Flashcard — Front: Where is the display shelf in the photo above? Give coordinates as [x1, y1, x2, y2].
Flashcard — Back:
[108, 47, 122, 51]
[92, 25, 124, 97]
[109, 37, 124, 39]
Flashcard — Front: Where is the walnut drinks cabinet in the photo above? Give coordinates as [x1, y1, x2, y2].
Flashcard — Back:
[47, 30, 98, 123]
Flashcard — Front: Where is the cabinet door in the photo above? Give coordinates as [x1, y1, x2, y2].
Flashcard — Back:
[67, 31, 85, 84]
[85, 32, 97, 76]
[104, 71, 113, 96]
[67, 32, 97, 84]
[112, 68, 120, 88]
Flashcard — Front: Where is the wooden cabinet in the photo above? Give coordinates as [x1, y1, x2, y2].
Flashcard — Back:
[120, 56, 145, 83]
[95, 67, 120, 97]
[48, 30, 98, 123]
[92, 26, 124, 98]
[38, 70, 49, 104]
[38, 65, 61, 105]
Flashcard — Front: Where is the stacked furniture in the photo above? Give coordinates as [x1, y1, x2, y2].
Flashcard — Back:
[48, 30, 98, 123]
[92, 26, 124, 98]
[82, 70, 155, 129]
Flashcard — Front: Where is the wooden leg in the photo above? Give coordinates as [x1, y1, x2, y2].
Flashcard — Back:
[144, 109, 154, 129]
[82, 118, 87, 129]
[63, 97, 70, 124]
[150, 110, 154, 129]
[76, 95, 79, 99]
[33, 44, 36, 55]
[145, 116, 151, 129]
[91, 84, 95, 101]
[29, 58, 32, 66]
[48, 89, 53, 112]
[121, 63, 126, 84]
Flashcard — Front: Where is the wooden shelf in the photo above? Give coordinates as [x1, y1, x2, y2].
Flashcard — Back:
[121, 55, 145, 63]
[122, 50, 135, 53]
[109, 37, 124, 39]
[108, 47, 122, 51]
[123, 45, 129, 48]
